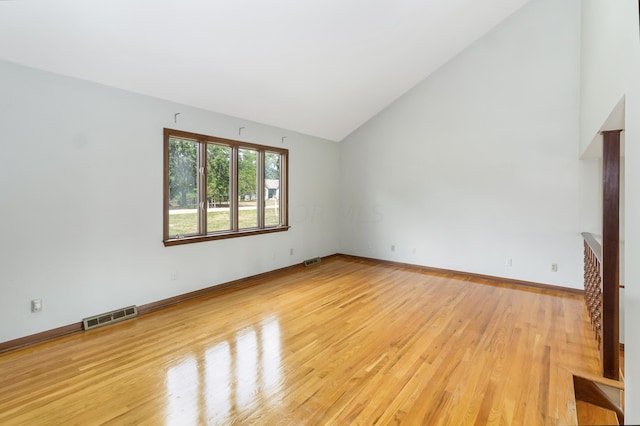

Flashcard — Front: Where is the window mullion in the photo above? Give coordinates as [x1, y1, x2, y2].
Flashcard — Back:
[257, 150, 265, 229]
[231, 146, 239, 232]
[198, 141, 207, 235]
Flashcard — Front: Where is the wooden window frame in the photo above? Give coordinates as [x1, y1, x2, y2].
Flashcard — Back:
[163, 128, 289, 246]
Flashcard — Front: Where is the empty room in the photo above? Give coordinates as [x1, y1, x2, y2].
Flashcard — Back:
[0, 0, 639, 424]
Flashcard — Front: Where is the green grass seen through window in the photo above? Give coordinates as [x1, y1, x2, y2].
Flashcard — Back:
[168, 208, 280, 236]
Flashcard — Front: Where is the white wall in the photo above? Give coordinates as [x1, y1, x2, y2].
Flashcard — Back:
[581, 0, 640, 421]
[626, 88, 640, 423]
[580, 3, 632, 155]
[339, 0, 597, 289]
[0, 60, 340, 343]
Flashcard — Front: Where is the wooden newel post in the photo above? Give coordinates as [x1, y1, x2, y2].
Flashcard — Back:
[602, 130, 621, 380]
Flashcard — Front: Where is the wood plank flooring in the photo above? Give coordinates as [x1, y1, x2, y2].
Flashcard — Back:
[576, 401, 619, 425]
[0, 257, 602, 425]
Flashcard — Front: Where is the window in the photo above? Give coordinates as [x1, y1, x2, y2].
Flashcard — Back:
[164, 128, 288, 246]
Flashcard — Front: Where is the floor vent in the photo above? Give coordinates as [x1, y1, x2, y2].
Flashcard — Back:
[83, 306, 138, 331]
[303, 257, 322, 267]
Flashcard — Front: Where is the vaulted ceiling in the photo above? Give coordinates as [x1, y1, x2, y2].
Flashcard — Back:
[0, 0, 530, 141]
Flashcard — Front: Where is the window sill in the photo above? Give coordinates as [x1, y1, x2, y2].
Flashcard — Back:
[163, 226, 290, 247]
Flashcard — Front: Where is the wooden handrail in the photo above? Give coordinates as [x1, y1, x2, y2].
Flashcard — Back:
[581, 232, 602, 264]
[581, 232, 625, 289]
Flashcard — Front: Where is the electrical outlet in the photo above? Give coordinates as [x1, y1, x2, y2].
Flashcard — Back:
[170, 271, 178, 281]
[551, 263, 558, 272]
[505, 258, 512, 267]
[391, 244, 396, 252]
[290, 248, 294, 255]
[31, 299, 42, 313]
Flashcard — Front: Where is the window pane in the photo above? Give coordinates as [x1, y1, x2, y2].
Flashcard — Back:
[264, 152, 280, 227]
[206, 144, 231, 232]
[168, 138, 198, 236]
[238, 148, 257, 229]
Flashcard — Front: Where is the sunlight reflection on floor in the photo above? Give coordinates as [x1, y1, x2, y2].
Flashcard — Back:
[165, 316, 282, 424]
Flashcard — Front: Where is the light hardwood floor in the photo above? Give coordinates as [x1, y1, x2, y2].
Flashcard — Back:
[0, 257, 602, 425]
